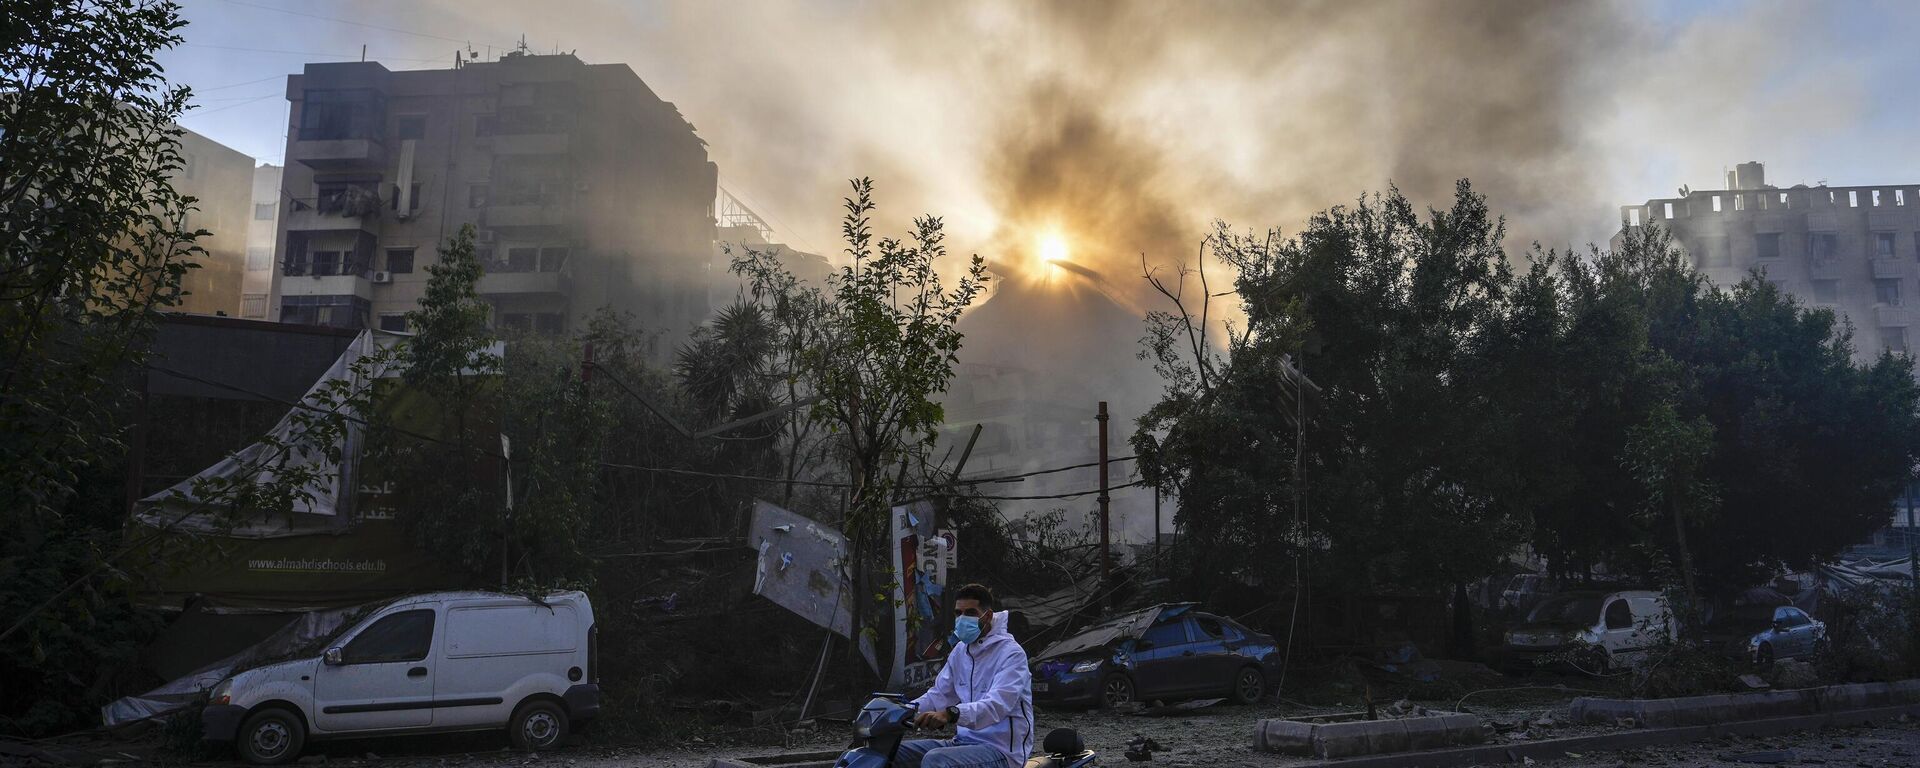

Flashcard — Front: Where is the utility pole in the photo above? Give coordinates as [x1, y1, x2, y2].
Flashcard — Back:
[1153, 485, 1162, 559]
[1098, 401, 1111, 603]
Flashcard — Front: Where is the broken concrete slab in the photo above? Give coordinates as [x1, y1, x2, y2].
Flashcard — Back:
[1570, 679, 1920, 729]
[1253, 712, 1481, 759]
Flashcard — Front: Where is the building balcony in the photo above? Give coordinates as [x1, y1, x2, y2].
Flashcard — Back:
[1876, 305, 1912, 327]
[478, 270, 569, 297]
[278, 273, 372, 301]
[290, 138, 386, 169]
[482, 203, 571, 230]
[490, 132, 570, 155]
[284, 199, 378, 233]
[1872, 258, 1909, 280]
[1807, 258, 1844, 281]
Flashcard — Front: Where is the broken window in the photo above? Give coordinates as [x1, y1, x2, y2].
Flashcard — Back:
[1876, 232, 1897, 259]
[388, 182, 423, 213]
[505, 247, 539, 272]
[539, 246, 569, 272]
[1755, 233, 1782, 260]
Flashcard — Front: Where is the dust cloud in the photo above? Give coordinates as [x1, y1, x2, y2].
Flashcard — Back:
[322, 0, 1877, 541]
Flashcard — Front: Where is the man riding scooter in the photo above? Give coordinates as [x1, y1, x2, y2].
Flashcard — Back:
[898, 584, 1033, 768]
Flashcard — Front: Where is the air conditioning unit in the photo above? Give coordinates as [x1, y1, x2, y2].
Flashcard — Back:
[371, 270, 393, 284]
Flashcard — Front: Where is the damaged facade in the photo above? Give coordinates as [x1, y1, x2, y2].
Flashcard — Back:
[1618, 162, 1920, 360]
[270, 53, 718, 358]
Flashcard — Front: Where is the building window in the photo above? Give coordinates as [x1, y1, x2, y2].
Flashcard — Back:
[1876, 279, 1903, 306]
[300, 89, 385, 141]
[311, 250, 342, 276]
[1663, 202, 1674, 219]
[1809, 233, 1839, 261]
[246, 246, 271, 271]
[469, 183, 490, 208]
[474, 114, 497, 138]
[1755, 233, 1781, 260]
[282, 252, 306, 276]
[1875, 232, 1897, 259]
[1812, 280, 1839, 304]
[539, 246, 569, 272]
[241, 294, 267, 318]
[389, 182, 423, 213]
[396, 115, 426, 140]
[317, 181, 379, 216]
[499, 313, 531, 332]
[378, 313, 408, 332]
[254, 202, 275, 220]
[504, 247, 538, 272]
[385, 247, 415, 274]
[1886, 327, 1909, 354]
[279, 294, 369, 328]
[534, 312, 565, 336]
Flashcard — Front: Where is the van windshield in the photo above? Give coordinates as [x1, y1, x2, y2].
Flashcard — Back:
[1526, 595, 1604, 626]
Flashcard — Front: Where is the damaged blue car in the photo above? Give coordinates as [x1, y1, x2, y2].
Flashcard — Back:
[1028, 603, 1281, 710]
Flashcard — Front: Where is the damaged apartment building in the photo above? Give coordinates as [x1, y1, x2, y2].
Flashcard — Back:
[1619, 162, 1920, 360]
[269, 52, 718, 354]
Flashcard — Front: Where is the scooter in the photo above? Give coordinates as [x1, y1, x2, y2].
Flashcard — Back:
[833, 694, 1096, 768]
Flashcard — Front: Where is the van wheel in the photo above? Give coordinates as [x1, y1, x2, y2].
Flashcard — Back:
[509, 700, 568, 751]
[236, 708, 305, 765]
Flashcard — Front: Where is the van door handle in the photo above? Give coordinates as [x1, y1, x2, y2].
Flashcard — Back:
[408, 666, 428, 677]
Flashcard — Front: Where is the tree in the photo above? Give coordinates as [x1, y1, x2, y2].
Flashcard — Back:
[381, 224, 506, 579]
[0, 0, 200, 736]
[1137, 183, 1528, 603]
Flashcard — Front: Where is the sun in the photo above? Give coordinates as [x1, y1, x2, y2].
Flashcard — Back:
[1037, 231, 1069, 272]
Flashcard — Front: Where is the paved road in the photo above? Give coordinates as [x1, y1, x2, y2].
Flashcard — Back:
[256, 707, 1920, 768]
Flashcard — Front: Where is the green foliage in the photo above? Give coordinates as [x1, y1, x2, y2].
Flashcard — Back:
[1136, 182, 1920, 609]
[0, 0, 198, 736]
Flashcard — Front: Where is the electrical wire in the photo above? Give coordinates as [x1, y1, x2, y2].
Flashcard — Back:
[180, 42, 448, 64]
[145, 364, 1150, 500]
[209, 0, 518, 49]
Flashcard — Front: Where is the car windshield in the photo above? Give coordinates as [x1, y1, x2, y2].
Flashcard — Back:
[1038, 621, 1131, 658]
[1707, 605, 1778, 630]
[1525, 594, 1604, 625]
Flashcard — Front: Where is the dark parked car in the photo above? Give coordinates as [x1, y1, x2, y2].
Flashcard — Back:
[1028, 603, 1281, 710]
[1700, 604, 1827, 667]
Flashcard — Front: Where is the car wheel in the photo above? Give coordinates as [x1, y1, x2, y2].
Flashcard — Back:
[1099, 674, 1135, 709]
[509, 699, 569, 751]
[1755, 643, 1775, 670]
[236, 708, 305, 766]
[1230, 667, 1266, 705]
[1581, 648, 1611, 677]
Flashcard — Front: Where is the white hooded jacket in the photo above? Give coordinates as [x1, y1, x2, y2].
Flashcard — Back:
[912, 610, 1033, 768]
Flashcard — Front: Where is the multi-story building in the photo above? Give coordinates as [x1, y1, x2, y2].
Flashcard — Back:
[242, 164, 281, 319]
[270, 52, 718, 354]
[171, 128, 254, 316]
[1618, 162, 1920, 359]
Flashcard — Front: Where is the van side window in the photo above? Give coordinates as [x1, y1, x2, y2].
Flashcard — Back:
[344, 609, 435, 663]
[1604, 600, 1633, 630]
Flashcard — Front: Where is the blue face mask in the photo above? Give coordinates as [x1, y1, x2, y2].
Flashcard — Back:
[952, 615, 983, 644]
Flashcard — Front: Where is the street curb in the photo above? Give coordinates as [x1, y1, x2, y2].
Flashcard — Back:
[706, 749, 844, 768]
[1569, 679, 1920, 727]
[1296, 701, 1920, 767]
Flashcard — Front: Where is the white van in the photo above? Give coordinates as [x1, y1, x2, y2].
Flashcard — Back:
[202, 591, 599, 765]
[1501, 589, 1676, 674]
